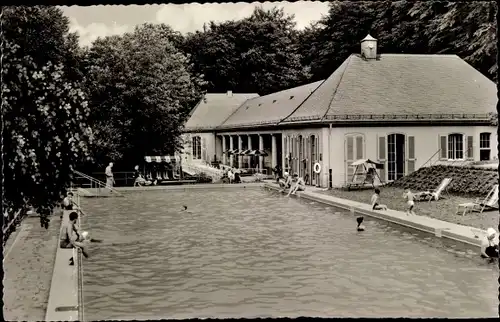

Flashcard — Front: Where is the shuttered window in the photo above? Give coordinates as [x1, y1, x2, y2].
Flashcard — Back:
[356, 136, 363, 160]
[202, 137, 207, 161]
[467, 136, 474, 160]
[378, 136, 386, 160]
[439, 136, 447, 159]
[346, 136, 354, 161]
[378, 136, 386, 182]
[407, 136, 415, 174]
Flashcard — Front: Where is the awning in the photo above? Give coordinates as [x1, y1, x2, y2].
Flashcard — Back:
[247, 150, 268, 156]
[351, 159, 384, 169]
[144, 156, 180, 163]
[239, 149, 252, 155]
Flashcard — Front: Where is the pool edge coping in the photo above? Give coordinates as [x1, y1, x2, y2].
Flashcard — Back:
[263, 183, 483, 250]
[45, 210, 81, 321]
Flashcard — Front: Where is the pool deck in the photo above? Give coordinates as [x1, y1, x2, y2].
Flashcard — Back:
[45, 210, 81, 321]
[40, 181, 488, 321]
[263, 183, 486, 248]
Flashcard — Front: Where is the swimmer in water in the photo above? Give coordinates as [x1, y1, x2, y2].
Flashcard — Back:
[403, 188, 416, 215]
[356, 216, 365, 231]
[480, 227, 499, 262]
[180, 205, 192, 214]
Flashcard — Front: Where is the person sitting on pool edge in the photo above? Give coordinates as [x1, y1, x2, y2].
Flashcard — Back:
[60, 211, 89, 265]
[371, 188, 387, 210]
[62, 192, 77, 210]
[287, 173, 306, 196]
[279, 172, 292, 191]
[480, 227, 499, 260]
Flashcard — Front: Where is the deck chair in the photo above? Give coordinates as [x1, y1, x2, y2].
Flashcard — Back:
[414, 178, 453, 202]
[456, 184, 499, 216]
[345, 173, 368, 190]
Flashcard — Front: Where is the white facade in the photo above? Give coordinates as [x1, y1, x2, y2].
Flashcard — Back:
[183, 124, 497, 188]
[278, 124, 497, 188]
[181, 132, 217, 164]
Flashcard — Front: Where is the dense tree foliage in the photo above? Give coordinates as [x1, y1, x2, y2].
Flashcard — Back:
[182, 7, 311, 95]
[84, 24, 205, 170]
[296, 0, 497, 82]
[2, 6, 92, 228]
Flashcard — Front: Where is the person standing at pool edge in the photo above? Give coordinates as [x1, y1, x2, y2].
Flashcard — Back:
[105, 162, 114, 188]
[403, 188, 415, 215]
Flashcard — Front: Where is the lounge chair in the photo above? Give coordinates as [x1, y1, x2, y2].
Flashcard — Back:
[345, 173, 369, 190]
[414, 178, 452, 202]
[457, 184, 499, 216]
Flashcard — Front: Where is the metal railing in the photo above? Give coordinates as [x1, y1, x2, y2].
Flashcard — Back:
[75, 199, 85, 322]
[2, 207, 26, 244]
[421, 149, 441, 168]
[73, 170, 123, 197]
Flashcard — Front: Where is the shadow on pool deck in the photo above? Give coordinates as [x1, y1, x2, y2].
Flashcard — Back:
[3, 214, 61, 321]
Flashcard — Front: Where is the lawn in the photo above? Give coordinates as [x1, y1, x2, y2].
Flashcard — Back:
[318, 186, 497, 230]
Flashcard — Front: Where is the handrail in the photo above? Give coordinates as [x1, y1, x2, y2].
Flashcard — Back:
[75, 206, 85, 322]
[422, 149, 441, 168]
[73, 170, 123, 196]
[2, 207, 25, 236]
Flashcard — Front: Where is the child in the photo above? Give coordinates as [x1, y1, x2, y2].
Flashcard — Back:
[403, 188, 416, 215]
[371, 188, 387, 210]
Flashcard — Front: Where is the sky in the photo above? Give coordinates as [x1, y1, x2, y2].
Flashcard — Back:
[59, 2, 330, 47]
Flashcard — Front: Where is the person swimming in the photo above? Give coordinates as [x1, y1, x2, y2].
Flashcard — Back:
[356, 216, 365, 231]
[481, 227, 499, 261]
[371, 188, 388, 210]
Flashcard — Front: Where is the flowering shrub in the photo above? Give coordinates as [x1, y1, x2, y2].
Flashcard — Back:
[2, 40, 93, 229]
[388, 165, 498, 196]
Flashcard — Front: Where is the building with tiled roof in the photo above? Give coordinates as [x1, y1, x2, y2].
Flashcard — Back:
[182, 35, 498, 188]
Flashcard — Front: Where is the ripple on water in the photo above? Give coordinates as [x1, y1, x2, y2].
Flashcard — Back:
[81, 189, 497, 319]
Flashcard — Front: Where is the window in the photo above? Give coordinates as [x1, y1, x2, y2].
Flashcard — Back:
[447, 134, 464, 160]
[192, 136, 202, 159]
[480, 132, 491, 161]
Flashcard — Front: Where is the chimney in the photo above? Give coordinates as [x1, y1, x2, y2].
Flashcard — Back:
[360, 34, 377, 59]
[227, 90, 233, 97]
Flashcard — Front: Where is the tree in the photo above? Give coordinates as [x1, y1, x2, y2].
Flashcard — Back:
[2, 6, 92, 229]
[85, 24, 205, 170]
[409, 1, 497, 81]
[298, 1, 497, 83]
[183, 7, 311, 95]
[298, 1, 382, 80]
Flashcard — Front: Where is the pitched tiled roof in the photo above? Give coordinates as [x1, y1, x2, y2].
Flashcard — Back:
[282, 54, 497, 123]
[218, 80, 324, 129]
[184, 93, 259, 130]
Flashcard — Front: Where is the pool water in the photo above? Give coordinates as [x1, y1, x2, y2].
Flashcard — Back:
[80, 188, 497, 319]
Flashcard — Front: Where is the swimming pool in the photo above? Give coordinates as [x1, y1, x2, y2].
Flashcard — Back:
[80, 188, 497, 319]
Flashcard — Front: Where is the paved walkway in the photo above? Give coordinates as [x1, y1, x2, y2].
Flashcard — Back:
[264, 183, 486, 248]
[3, 214, 62, 321]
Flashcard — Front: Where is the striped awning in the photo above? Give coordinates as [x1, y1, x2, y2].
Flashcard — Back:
[144, 156, 180, 163]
